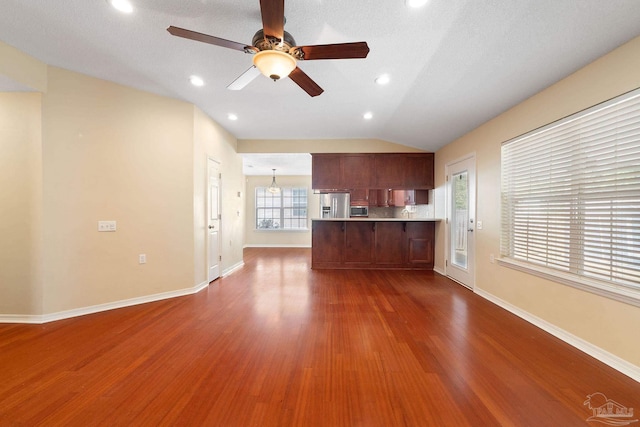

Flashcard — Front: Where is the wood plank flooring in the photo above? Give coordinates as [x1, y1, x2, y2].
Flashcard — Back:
[1, 247, 638, 426]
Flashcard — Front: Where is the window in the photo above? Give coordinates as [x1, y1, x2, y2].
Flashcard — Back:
[501, 88, 640, 305]
[256, 187, 308, 230]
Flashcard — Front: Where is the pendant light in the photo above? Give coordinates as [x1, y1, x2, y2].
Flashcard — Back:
[268, 168, 281, 194]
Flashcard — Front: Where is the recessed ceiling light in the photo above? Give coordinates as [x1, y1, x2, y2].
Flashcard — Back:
[375, 74, 390, 85]
[189, 75, 204, 87]
[228, 113, 238, 121]
[363, 112, 373, 120]
[107, 0, 134, 14]
[406, 0, 428, 8]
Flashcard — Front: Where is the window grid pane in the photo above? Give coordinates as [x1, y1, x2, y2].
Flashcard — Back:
[255, 187, 308, 230]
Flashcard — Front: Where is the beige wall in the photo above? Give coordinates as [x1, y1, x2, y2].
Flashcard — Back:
[0, 41, 47, 92]
[193, 107, 245, 282]
[244, 175, 318, 247]
[1, 58, 245, 317]
[41, 67, 196, 313]
[434, 35, 640, 367]
[0, 93, 43, 314]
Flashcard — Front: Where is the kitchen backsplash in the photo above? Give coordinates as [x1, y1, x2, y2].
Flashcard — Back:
[369, 203, 434, 219]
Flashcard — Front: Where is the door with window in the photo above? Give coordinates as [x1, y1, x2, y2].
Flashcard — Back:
[446, 155, 476, 288]
[208, 159, 221, 282]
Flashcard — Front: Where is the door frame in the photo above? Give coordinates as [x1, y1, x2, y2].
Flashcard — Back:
[207, 157, 222, 282]
[444, 153, 476, 290]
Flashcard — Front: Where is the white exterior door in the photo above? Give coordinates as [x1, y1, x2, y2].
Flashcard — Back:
[446, 155, 476, 289]
[208, 159, 221, 282]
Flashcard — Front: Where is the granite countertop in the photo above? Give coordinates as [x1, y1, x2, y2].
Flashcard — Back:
[312, 218, 441, 222]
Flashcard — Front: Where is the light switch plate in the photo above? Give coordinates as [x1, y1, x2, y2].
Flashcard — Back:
[98, 221, 116, 232]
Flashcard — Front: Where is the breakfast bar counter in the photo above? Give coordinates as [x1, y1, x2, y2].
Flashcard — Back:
[311, 218, 440, 270]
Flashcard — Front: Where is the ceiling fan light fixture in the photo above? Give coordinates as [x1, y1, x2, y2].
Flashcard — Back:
[253, 50, 297, 81]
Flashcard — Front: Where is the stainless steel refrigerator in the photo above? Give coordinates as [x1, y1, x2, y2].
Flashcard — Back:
[319, 193, 350, 218]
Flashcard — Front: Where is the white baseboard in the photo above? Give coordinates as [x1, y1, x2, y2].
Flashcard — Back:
[0, 281, 211, 325]
[222, 261, 244, 277]
[1, 260, 251, 325]
[0, 314, 43, 324]
[475, 288, 640, 383]
[433, 266, 445, 276]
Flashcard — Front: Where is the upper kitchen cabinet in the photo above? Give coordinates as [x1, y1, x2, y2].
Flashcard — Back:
[374, 153, 434, 189]
[312, 154, 373, 190]
[403, 153, 434, 189]
[312, 152, 433, 190]
[312, 154, 342, 189]
[342, 155, 372, 188]
[373, 154, 405, 188]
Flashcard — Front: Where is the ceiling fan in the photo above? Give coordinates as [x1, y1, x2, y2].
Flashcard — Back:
[167, 0, 370, 97]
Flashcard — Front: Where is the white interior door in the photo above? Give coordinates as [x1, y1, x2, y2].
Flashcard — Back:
[446, 155, 476, 289]
[207, 159, 221, 282]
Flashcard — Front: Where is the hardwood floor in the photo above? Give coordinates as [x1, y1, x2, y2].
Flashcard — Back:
[1, 247, 638, 426]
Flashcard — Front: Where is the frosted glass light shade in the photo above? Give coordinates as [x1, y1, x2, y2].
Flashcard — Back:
[253, 50, 297, 80]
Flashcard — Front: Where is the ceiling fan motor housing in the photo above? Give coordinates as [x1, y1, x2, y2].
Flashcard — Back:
[252, 29, 297, 54]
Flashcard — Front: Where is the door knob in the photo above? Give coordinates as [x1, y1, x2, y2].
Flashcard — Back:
[209, 225, 215, 229]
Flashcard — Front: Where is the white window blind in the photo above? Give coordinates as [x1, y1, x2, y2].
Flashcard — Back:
[501, 88, 640, 300]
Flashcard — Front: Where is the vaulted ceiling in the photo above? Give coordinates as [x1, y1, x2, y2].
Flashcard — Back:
[2, 1, 640, 169]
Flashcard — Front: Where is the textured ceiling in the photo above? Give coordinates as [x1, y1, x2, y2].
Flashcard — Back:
[2, 0, 640, 175]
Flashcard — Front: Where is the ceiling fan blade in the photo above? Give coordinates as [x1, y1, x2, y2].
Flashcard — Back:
[227, 66, 261, 91]
[259, 0, 284, 39]
[167, 26, 248, 52]
[289, 67, 324, 97]
[294, 42, 370, 60]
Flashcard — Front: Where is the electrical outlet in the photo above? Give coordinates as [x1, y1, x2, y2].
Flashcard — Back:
[477, 220, 483, 230]
[139, 254, 146, 264]
[98, 221, 116, 232]
[489, 254, 495, 264]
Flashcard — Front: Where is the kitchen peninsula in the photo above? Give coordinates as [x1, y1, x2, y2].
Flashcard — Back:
[311, 152, 438, 270]
[312, 218, 439, 270]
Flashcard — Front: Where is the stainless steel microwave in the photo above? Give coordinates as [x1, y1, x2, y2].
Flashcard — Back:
[350, 206, 369, 217]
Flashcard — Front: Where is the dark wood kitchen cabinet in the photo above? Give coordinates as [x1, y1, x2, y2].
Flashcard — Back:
[312, 154, 372, 190]
[373, 153, 434, 189]
[311, 220, 344, 267]
[373, 154, 406, 189]
[342, 155, 372, 189]
[391, 190, 429, 206]
[406, 222, 435, 268]
[312, 220, 436, 270]
[344, 221, 374, 266]
[311, 154, 342, 190]
[312, 153, 433, 191]
[373, 222, 405, 267]
[350, 189, 369, 205]
[403, 153, 434, 188]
